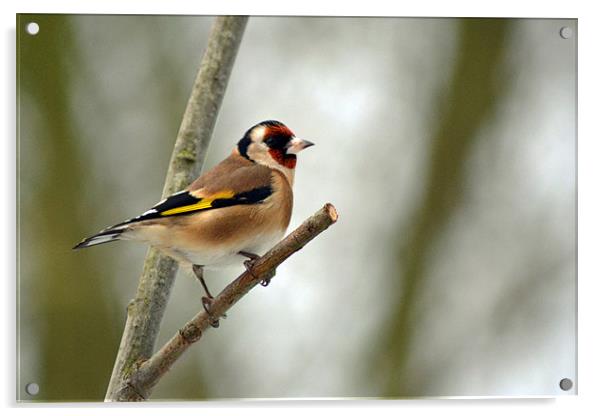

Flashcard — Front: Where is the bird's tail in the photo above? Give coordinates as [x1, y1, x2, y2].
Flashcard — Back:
[72, 223, 129, 250]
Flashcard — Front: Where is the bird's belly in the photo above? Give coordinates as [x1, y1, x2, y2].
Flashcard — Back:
[167, 229, 285, 268]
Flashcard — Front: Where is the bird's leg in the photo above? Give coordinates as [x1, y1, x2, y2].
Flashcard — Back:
[192, 264, 221, 328]
[192, 264, 214, 298]
[238, 251, 276, 287]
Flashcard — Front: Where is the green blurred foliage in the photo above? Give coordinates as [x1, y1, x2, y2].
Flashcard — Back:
[17, 14, 208, 401]
[18, 14, 121, 400]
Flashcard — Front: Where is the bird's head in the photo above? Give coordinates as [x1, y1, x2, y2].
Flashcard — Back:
[237, 120, 314, 171]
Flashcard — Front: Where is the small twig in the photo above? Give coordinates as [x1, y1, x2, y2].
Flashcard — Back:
[112, 203, 339, 401]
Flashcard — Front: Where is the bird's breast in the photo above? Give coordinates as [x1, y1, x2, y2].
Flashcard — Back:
[130, 170, 293, 268]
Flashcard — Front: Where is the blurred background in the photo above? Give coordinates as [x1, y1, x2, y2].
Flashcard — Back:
[17, 15, 576, 401]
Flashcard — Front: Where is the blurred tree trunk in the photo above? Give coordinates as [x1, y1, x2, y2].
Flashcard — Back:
[374, 18, 510, 397]
[18, 15, 121, 400]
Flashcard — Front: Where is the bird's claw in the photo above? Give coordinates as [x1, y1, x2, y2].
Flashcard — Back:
[260, 268, 276, 286]
[201, 296, 225, 328]
[243, 260, 276, 287]
[243, 259, 256, 276]
[201, 296, 213, 313]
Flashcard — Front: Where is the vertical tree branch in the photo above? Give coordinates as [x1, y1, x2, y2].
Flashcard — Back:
[105, 16, 249, 401]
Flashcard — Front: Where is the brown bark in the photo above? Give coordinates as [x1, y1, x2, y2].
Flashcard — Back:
[112, 204, 339, 401]
[105, 16, 249, 401]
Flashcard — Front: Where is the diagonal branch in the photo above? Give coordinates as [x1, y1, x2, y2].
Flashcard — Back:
[112, 203, 339, 401]
[105, 16, 249, 401]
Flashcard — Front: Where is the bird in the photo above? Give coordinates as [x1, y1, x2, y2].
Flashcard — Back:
[74, 120, 314, 326]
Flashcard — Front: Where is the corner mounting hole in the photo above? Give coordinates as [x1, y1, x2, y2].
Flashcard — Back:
[559, 26, 573, 39]
[25, 382, 40, 396]
[559, 378, 573, 391]
[26, 22, 40, 36]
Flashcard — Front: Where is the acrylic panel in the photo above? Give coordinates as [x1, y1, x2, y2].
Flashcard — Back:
[17, 14, 576, 401]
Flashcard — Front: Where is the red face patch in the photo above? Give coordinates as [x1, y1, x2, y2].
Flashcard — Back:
[265, 124, 294, 139]
[269, 149, 297, 169]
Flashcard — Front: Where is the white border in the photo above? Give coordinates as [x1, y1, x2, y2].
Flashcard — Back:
[3, 0, 587, 17]
[3, 1, 601, 415]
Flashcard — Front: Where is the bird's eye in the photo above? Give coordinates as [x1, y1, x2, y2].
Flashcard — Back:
[264, 134, 290, 150]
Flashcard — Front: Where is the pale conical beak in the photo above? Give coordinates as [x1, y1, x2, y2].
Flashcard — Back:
[286, 137, 315, 154]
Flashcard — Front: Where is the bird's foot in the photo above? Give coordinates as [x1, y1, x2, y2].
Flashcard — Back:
[193, 264, 224, 327]
[201, 296, 226, 328]
[240, 251, 261, 279]
[260, 268, 276, 287]
[242, 258, 276, 287]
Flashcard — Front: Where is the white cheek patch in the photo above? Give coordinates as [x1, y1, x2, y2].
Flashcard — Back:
[251, 126, 267, 142]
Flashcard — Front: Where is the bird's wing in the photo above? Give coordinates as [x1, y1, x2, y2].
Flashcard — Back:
[124, 159, 274, 224]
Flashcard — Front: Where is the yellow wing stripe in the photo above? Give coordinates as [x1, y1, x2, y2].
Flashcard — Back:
[160, 190, 235, 216]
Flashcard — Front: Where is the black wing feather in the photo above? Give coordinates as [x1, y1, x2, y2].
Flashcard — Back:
[123, 186, 273, 225]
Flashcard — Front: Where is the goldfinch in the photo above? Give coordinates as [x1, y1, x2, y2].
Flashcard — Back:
[74, 120, 313, 324]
